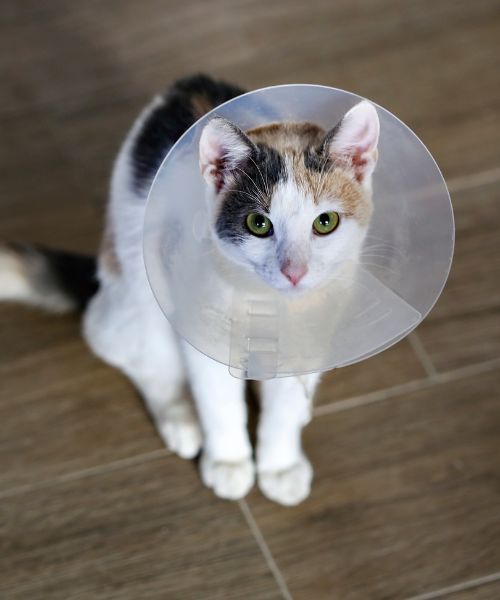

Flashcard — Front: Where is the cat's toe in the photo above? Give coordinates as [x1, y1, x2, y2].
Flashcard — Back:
[258, 455, 313, 506]
[159, 419, 203, 459]
[200, 455, 255, 500]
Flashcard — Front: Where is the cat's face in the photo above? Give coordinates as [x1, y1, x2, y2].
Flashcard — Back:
[199, 101, 379, 294]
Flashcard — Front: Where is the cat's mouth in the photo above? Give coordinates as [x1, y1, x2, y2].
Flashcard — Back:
[263, 272, 316, 296]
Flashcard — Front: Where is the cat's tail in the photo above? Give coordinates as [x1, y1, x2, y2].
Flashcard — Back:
[0, 242, 98, 313]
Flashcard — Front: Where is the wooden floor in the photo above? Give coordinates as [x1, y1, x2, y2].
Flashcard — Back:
[1, 1, 500, 598]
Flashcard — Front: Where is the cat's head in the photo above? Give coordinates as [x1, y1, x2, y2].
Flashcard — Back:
[199, 101, 379, 294]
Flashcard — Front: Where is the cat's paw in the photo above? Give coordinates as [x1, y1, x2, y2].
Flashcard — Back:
[200, 454, 255, 500]
[258, 455, 313, 506]
[158, 419, 203, 459]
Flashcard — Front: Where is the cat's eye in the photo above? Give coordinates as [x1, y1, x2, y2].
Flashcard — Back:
[312, 211, 340, 235]
[246, 213, 274, 237]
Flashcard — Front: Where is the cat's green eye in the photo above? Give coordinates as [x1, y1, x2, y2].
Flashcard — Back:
[246, 213, 274, 237]
[312, 211, 340, 235]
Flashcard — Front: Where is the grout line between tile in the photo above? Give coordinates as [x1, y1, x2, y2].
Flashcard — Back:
[0, 448, 171, 500]
[314, 356, 500, 417]
[238, 499, 294, 600]
[405, 571, 500, 600]
[408, 332, 438, 377]
[446, 166, 500, 194]
[314, 378, 432, 417]
[3, 359, 499, 500]
[0, 364, 114, 405]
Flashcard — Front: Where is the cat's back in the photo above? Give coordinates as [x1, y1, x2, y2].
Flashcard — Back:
[104, 75, 245, 281]
[130, 74, 245, 194]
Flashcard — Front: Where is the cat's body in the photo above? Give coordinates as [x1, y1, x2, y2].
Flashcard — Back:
[0, 75, 379, 506]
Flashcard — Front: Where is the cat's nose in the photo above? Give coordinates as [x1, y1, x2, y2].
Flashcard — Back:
[281, 262, 308, 286]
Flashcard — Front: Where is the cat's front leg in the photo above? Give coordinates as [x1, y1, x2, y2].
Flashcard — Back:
[257, 373, 320, 506]
[182, 343, 255, 500]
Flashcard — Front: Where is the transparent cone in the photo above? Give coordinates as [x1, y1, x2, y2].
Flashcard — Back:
[143, 85, 454, 379]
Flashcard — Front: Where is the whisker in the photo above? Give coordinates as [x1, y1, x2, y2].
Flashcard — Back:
[315, 156, 331, 200]
[232, 165, 266, 198]
[364, 235, 404, 250]
[362, 242, 406, 258]
[358, 252, 403, 260]
[247, 155, 270, 197]
[357, 261, 400, 276]
[364, 234, 396, 243]
[234, 188, 268, 209]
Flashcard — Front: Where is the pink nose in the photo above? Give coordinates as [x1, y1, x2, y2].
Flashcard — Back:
[281, 263, 308, 286]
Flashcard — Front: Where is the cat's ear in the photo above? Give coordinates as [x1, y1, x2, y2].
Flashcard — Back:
[199, 117, 255, 193]
[324, 100, 380, 184]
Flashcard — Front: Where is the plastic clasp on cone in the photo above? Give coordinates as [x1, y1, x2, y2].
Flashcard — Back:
[143, 85, 454, 379]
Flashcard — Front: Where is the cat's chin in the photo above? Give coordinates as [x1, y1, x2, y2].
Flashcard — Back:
[265, 278, 320, 297]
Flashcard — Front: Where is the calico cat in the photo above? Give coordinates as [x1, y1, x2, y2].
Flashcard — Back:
[0, 74, 379, 506]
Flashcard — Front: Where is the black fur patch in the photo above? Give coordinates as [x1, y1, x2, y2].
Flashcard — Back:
[303, 147, 331, 173]
[216, 144, 287, 243]
[132, 74, 245, 191]
[303, 119, 345, 173]
[39, 246, 98, 310]
[303, 116, 346, 173]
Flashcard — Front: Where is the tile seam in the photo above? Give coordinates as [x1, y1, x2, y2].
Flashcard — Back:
[238, 499, 294, 600]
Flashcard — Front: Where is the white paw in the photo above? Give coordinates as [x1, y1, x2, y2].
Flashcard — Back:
[158, 419, 203, 459]
[200, 454, 255, 500]
[258, 455, 313, 506]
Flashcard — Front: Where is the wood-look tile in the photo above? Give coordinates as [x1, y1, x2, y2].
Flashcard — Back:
[2, 1, 498, 179]
[0, 305, 161, 492]
[247, 369, 500, 600]
[56, 98, 142, 205]
[0, 110, 100, 252]
[0, 338, 102, 401]
[0, 357, 162, 491]
[417, 181, 500, 371]
[1, 2, 500, 598]
[315, 338, 426, 407]
[0, 456, 282, 600]
[0, 305, 84, 366]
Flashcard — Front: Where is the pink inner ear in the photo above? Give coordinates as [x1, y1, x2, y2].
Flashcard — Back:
[352, 123, 375, 154]
[328, 101, 380, 183]
[200, 143, 231, 192]
[212, 157, 226, 193]
[352, 153, 369, 182]
[199, 117, 253, 193]
[199, 126, 224, 175]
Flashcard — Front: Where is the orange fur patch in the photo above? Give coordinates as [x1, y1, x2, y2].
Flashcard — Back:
[246, 121, 373, 226]
[295, 163, 372, 225]
[247, 121, 325, 152]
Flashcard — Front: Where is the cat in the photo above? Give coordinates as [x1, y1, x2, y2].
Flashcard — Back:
[0, 74, 379, 506]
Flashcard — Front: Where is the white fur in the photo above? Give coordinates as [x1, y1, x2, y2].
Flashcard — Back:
[82, 98, 258, 497]
[0, 248, 35, 302]
[182, 340, 255, 499]
[216, 168, 367, 294]
[0, 95, 378, 505]
[84, 97, 203, 461]
[0, 245, 75, 312]
[82, 98, 378, 506]
[203, 102, 379, 296]
[257, 373, 319, 505]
